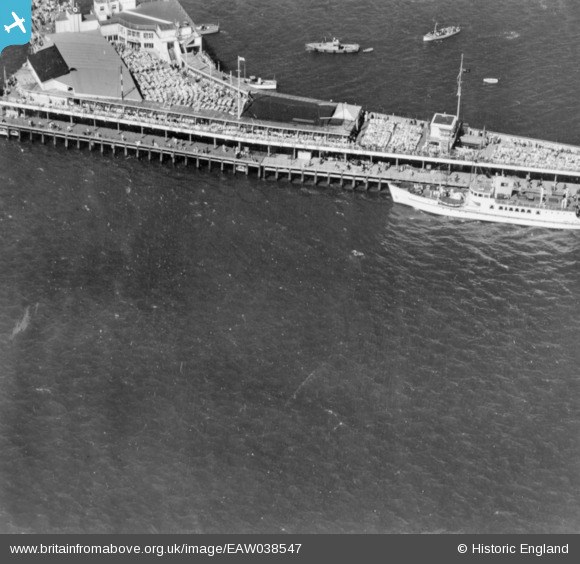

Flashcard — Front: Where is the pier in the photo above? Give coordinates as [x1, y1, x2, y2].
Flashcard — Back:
[3, 108, 579, 196]
[6, 0, 580, 197]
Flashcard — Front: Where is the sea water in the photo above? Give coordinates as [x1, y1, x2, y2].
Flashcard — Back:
[0, 0, 579, 533]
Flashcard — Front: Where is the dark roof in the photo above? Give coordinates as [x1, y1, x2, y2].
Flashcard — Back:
[243, 92, 337, 126]
[28, 45, 70, 83]
[432, 113, 456, 126]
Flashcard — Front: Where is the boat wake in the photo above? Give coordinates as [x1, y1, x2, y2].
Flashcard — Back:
[10, 306, 31, 340]
[504, 31, 520, 40]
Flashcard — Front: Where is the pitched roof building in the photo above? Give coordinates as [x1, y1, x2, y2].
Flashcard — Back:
[27, 31, 142, 101]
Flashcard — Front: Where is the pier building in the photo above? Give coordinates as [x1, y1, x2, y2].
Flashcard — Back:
[52, 0, 202, 64]
[55, 6, 99, 34]
[93, 0, 136, 22]
[98, 0, 202, 63]
[27, 31, 142, 101]
[428, 113, 459, 155]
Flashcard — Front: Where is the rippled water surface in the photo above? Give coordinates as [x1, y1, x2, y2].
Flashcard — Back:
[0, 0, 579, 533]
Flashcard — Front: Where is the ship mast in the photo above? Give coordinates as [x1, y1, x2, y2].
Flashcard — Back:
[456, 53, 464, 119]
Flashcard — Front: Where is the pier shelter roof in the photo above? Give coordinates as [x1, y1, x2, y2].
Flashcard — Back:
[112, 12, 174, 32]
[111, 0, 194, 30]
[28, 46, 70, 83]
[42, 32, 141, 101]
[242, 92, 359, 137]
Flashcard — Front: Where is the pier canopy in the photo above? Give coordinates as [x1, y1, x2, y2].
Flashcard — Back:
[242, 91, 361, 137]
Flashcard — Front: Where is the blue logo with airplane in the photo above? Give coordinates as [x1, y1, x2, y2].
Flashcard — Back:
[1, 1, 31, 55]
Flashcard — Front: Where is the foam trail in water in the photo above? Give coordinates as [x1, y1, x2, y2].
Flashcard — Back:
[10, 306, 31, 340]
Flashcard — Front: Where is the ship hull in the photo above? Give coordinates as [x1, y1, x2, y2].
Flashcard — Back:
[195, 24, 220, 35]
[305, 43, 360, 53]
[243, 79, 277, 90]
[423, 28, 461, 42]
[388, 184, 580, 230]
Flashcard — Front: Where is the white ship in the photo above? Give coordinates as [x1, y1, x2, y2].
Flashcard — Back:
[243, 75, 277, 90]
[423, 23, 461, 42]
[388, 175, 580, 230]
[195, 23, 220, 35]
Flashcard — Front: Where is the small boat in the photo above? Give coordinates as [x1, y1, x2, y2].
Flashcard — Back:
[195, 23, 220, 35]
[305, 37, 360, 53]
[423, 22, 461, 42]
[388, 175, 580, 230]
[483, 77, 499, 84]
[243, 75, 277, 90]
[362, 47, 374, 53]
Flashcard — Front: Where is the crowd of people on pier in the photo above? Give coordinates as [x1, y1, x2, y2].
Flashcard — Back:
[30, 0, 60, 52]
[17, 88, 353, 149]
[115, 45, 240, 114]
[358, 113, 425, 153]
[486, 135, 580, 172]
[13, 85, 355, 151]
